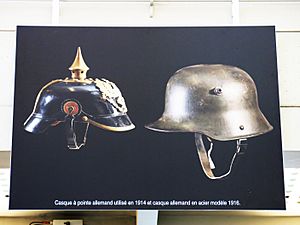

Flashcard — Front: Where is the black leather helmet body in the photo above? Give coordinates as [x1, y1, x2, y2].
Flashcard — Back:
[24, 78, 134, 134]
[24, 47, 134, 149]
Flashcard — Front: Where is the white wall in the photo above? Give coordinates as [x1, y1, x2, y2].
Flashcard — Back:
[0, 0, 300, 150]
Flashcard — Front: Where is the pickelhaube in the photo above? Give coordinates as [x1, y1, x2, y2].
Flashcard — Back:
[24, 47, 135, 150]
[146, 64, 273, 179]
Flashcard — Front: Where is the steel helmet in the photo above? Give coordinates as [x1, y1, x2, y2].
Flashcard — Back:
[146, 64, 273, 179]
[24, 47, 135, 149]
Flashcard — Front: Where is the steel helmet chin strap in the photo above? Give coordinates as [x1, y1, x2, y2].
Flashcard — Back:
[194, 133, 248, 180]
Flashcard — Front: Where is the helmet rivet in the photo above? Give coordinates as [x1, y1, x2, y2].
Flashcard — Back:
[213, 87, 222, 96]
[68, 106, 74, 113]
[239, 125, 244, 130]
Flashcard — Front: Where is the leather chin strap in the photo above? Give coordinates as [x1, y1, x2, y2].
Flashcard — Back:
[194, 133, 247, 180]
[66, 116, 89, 150]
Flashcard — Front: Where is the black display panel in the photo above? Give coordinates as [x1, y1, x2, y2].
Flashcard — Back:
[10, 26, 285, 209]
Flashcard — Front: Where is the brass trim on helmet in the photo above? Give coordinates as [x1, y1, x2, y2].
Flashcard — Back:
[63, 77, 94, 84]
[81, 116, 135, 132]
[94, 78, 128, 113]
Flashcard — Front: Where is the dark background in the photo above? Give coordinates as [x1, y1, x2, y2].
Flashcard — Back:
[10, 26, 285, 209]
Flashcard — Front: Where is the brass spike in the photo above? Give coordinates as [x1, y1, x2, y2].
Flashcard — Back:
[69, 47, 89, 80]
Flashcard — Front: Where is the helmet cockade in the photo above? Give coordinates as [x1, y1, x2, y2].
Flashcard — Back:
[24, 47, 135, 150]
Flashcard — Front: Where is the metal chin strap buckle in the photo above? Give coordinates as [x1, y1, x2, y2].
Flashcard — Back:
[237, 138, 247, 154]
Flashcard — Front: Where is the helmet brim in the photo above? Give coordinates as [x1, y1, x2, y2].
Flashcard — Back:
[145, 112, 273, 141]
[24, 114, 52, 134]
[88, 114, 135, 132]
[145, 118, 188, 133]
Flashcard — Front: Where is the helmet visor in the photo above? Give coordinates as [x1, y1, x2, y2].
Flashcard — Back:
[24, 114, 53, 134]
[88, 114, 135, 132]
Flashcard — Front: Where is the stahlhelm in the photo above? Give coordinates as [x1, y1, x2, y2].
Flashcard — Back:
[146, 64, 273, 179]
[24, 47, 135, 150]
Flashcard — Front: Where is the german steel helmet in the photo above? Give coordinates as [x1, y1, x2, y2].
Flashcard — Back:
[24, 47, 135, 149]
[146, 64, 273, 179]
